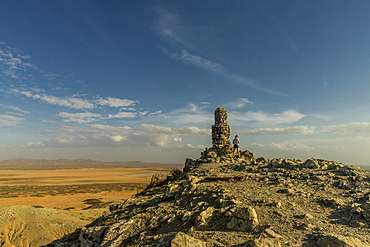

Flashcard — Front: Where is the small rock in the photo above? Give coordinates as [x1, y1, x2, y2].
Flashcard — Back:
[197, 207, 216, 225]
[263, 228, 282, 238]
[182, 211, 193, 222]
[277, 189, 293, 194]
[303, 213, 313, 219]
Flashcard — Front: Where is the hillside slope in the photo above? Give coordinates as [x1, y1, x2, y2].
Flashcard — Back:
[45, 157, 370, 246]
[0, 205, 107, 247]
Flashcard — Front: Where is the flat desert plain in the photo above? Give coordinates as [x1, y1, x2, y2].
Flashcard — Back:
[0, 166, 173, 210]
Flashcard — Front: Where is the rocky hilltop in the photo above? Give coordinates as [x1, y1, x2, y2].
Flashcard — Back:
[45, 108, 370, 247]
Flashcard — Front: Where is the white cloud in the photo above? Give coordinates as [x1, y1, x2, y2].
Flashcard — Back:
[105, 109, 161, 119]
[109, 135, 126, 142]
[57, 112, 101, 123]
[149, 110, 162, 115]
[89, 124, 131, 132]
[235, 122, 370, 136]
[21, 122, 210, 149]
[17, 90, 141, 111]
[19, 91, 95, 110]
[106, 112, 137, 119]
[43, 73, 60, 80]
[0, 115, 24, 126]
[41, 95, 94, 109]
[66, 97, 95, 109]
[159, 102, 213, 126]
[0, 104, 29, 115]
[240, 126, 316, 135]
[225, 98, 253, 109]
[230, 109, 305, 125]
[250, 143, 314, 152]
[0, 43, 39, 78]
[96, 97, 138, 107]
[320, 122, 370, 134]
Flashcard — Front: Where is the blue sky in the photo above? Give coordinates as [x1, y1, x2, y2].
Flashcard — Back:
[1, 1, 370, 167]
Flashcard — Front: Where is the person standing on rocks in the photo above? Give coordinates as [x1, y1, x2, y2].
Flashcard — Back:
[232, 135, 241, 157]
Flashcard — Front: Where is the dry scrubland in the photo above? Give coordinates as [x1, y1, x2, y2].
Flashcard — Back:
[0, 159, 181, 246]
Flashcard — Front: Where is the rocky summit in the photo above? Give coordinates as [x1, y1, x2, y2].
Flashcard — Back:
[45, 156, 370, 247]
[44, 108, 370, 246]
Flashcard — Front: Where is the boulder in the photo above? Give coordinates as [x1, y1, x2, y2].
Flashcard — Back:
[227, 206, 259, 231]
[301, 159, 320, 169]
[171, 232, 208, 247]
[249, 237, 282, 247]
[248, 228, 282, 247]
[316, 234, 367, 247]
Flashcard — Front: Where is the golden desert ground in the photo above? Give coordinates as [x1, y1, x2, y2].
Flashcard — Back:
[0, 160, 179, 210]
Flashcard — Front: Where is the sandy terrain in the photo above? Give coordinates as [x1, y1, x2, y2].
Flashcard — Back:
[0, 166, 178, 246]
[0, 167, 168, 186]
[0, 167, 169, 209]
[0, 190, 137, 209]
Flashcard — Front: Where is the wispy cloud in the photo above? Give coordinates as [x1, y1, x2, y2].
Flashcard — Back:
[20, 122, 210, 148]
[250, 143, 314, 152]
[320, 122, 370, 134]
[106, 112, 137, 119]
[159, 102, 213, 127]
[0, 104, 29, 115]
[15, 89, 140, 111]
[229, 109, 305, 125]
[237, 122, 370, 135]
[0, 104, 28, 126]
[154, 6, 185, 45]
[154, 7, 292, 98]
[225, 98, 253, 109]
[239, 126, 316, 135]
[0, 42, 39, 79]
[96, 97, 138, 107]
[169, 50, 292, 98]
[170, 50, 226, 73]
[57, 112, 101, 123]
[0, 114, 24, 126]
[19, 90, 95, 110]
[43, 73, 61, 80]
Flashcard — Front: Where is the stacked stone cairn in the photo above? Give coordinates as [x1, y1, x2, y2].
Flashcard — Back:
[211, 107, 232, 156]
[200, 107, 254, 162]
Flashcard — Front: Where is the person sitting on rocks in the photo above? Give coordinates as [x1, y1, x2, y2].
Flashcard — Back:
[232, 135, 241, 158]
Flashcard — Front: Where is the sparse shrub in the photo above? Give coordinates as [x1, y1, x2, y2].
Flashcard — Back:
[136, 168, 184, 196]
[168, 168, 183, 181]
[31, 194, 45, 197]
[83, 198, 103, 205]
[148, 173, 168, 189]
[63, 207, 75, 210]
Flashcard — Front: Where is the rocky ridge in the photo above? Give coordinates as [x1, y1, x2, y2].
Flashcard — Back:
[45, 155, 370, 247]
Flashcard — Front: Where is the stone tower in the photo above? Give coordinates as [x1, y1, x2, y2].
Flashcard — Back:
[212, 107, 232, 152]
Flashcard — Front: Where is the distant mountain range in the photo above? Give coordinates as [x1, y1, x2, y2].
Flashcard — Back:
[0, 158, 182, 170]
